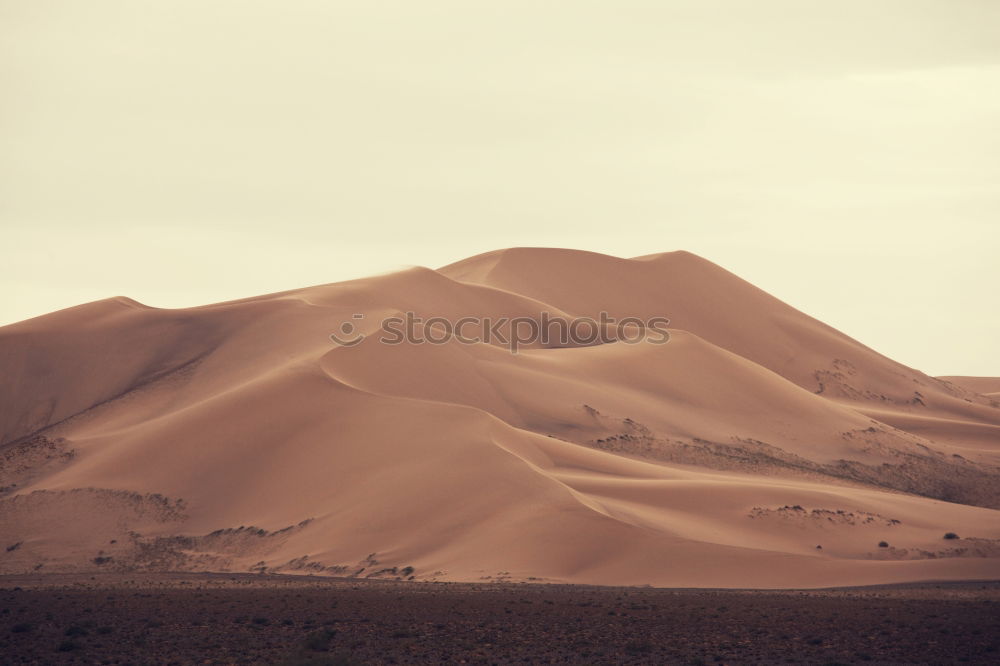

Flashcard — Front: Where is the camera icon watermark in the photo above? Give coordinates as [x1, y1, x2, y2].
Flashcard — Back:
[331, 313, 367, 347]
[330, 312, 670, 353]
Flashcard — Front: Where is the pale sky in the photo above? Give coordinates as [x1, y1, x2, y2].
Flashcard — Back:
[2, 1, 998, 376]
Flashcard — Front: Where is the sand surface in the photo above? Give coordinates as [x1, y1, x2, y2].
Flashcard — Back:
[2, 248, 999, 588]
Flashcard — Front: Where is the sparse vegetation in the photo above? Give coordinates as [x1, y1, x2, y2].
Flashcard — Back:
[878, 541, 889, 548]
[4, 576, 999, 663]
[944, 532, 960, 540]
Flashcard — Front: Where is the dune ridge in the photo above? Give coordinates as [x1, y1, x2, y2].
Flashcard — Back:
[1, 248, 998, 588]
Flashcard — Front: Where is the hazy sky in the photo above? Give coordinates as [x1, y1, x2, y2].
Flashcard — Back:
[2, 1, 998, 375]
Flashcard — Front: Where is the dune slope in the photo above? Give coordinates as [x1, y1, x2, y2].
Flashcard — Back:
[2, 248, 999, 588]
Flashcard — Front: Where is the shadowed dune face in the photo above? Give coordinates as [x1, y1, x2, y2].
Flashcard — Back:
[1, 248, 999, 588]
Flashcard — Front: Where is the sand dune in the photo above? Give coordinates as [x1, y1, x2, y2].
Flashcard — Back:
[2, 248, 998, 587]
[940, 376, 1000, 399]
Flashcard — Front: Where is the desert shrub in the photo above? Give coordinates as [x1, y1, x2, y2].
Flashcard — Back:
[281, 653, 357, 666]
[390, 629, 417, 639]
[303, 629, 336, 652]
[280, 628, 355, 666]
[64, 625, 88, 637]
[11, 622, 33, 633]
[878, 541, 889, 548]
[57, 639, 80, 652]
[625, 640, 653, 654]
[944, 532, 960, 540]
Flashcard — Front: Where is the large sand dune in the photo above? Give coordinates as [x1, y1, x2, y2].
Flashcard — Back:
[2, 248, 998, 587]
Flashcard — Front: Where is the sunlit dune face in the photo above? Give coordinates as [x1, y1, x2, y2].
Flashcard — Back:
[2, 247, 999, 587]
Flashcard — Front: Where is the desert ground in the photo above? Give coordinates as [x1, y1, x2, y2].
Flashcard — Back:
[2, 573, 999, 664]
[2, 249, 999, 589]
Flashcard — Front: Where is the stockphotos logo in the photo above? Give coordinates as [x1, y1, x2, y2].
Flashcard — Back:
[330, 312, 670, 354]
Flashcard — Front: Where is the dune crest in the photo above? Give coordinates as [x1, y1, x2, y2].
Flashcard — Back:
[2, 248, 998, 588]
